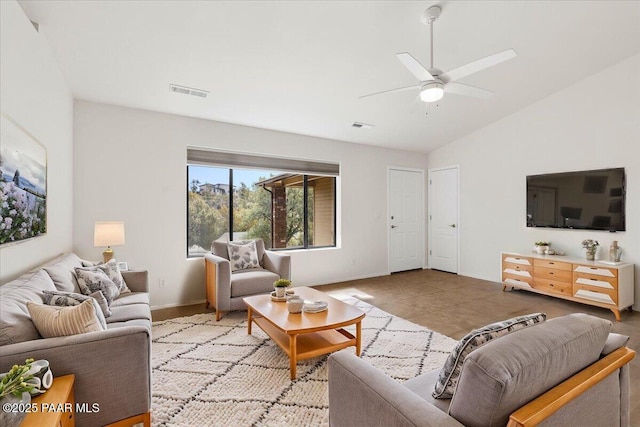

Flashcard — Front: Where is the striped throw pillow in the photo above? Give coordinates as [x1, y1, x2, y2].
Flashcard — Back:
[27, 300, 105, 338]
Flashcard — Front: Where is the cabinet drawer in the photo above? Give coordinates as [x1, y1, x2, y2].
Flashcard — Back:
[535, 267, 572, 282]
[533, 259, 572, 271]
[573, 272, 618, 290]
[573, 284, 617, 305]
[502, 254, 533, 266]
[573, 265, 618, 278]
[503, 273, 533, 287]
[533, 278, 572, 295]
[503, 261, 533, 274]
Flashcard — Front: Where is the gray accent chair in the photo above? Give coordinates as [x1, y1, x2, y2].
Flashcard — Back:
[205, 239, 291, 320]
[329, 313, 635, 427]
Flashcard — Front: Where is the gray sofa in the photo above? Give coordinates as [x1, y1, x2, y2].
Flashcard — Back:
[0, 253, 151, 427]
[329, 313, 635, 427]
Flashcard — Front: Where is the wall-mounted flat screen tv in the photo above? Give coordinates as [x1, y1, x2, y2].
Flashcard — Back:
[526, 168, 625, 231]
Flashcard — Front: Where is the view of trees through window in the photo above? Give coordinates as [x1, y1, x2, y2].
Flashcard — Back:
[187, 165, 335, 257]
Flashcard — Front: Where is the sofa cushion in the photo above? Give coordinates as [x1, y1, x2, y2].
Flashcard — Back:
[43, 290, 111, 319]
[230, 268, 279, 297]
[107, 304, 151, 324]
[433, 312, 546, 399]
[227, 240, 261, 272]
[448, 313, 611, 427]
[403, 369, 451, 413]
[110, 292, 150, 307]
[42, 253, 83, 293]
[27, 299, 106, 338]
[0, 270, 56, 345]
[75, 268, 120, 304]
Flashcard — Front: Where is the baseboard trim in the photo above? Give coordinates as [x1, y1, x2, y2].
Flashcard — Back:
[151, 299, 207, 311]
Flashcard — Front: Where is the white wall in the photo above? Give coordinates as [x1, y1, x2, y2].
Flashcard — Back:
[0, 1, 74, 282]
[427, 54, 640, 308]
[73, 101, 428, 308]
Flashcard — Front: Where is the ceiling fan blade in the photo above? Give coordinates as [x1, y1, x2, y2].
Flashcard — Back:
[396, 52, 434, 82]
[440, 49, 517, 83]
[359, 84, 421, 99]
[444, 82, 494, 99]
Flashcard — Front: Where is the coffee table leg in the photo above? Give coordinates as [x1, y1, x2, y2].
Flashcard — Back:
[356, 321, 362, 356]
[247, 306, 252, 335]
[289, 334, 297, 380]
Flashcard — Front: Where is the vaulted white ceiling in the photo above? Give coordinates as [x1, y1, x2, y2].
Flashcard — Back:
[19, 1, 640, 153]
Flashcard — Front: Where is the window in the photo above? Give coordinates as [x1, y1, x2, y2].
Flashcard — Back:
[187, 149, 338, 257]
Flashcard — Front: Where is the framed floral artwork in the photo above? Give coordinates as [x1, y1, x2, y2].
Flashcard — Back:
[0, 113, 47, 245]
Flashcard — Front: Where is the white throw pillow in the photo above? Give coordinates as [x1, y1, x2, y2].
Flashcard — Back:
[27, 300, 106, 338]
[227, 240, 260, 272]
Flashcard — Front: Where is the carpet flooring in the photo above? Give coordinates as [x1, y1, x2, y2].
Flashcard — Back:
[151, 297, 457, 426]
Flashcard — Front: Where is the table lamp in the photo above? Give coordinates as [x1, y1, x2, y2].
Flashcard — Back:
[94, 221, 125, 262]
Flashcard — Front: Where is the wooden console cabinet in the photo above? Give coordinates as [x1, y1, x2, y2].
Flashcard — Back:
[501, 252, 634, 321]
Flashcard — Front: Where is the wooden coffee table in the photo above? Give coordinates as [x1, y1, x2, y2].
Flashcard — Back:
[244, 286, 365, 379]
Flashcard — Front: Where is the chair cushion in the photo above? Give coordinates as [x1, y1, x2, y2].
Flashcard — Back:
[0, 269, 56, 345]
[230, 268, 279, 297]
[42, 253, 83, 293]
[433, 312, 546, 399]
[448, 313, 611, 427]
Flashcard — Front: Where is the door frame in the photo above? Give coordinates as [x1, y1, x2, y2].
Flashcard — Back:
[427, 165, 460, 273]
[387, 166, 426, 274]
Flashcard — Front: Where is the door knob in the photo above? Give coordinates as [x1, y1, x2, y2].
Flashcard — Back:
[449, 224, 456, 228]
[391, 225, 398, 229]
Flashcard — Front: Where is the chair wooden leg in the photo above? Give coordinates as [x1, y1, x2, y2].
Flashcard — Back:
[216, 310, 225, 321]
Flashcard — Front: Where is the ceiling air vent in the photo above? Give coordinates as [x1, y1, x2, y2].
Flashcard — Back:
[169, 84, 209, 98]
[351, 121, 373, 129]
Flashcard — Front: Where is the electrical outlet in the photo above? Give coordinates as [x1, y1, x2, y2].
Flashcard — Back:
[158, 279, 165, 288]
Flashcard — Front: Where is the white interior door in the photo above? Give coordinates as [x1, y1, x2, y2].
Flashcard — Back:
[389, 168, 424, 273]
[428, 166, 459, 273]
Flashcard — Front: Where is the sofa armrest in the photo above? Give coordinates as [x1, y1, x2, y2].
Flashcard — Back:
[121, 270, 149, 292]
[0, 327, 151, 426]
[263, 250, 291, 280]
[328, 351, 464, 427]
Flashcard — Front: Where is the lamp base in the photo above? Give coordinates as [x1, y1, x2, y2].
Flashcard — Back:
[103, 248, 114, 263]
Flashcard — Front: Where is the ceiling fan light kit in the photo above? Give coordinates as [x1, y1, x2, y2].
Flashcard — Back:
[360, 4, 517, 105]
[420, 81, 444, 102]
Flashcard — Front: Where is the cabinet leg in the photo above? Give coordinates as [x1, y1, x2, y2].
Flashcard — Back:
[612, 309, 621, 322]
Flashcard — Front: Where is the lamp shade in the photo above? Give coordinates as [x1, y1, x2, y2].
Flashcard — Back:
[94, 221, 126, 247]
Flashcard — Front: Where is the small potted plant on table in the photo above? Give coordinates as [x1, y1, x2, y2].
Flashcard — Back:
[534, 241, 550, 254]
[273, 279, 291, 298]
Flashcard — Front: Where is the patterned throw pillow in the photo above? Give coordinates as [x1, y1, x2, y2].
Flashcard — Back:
[227, 241, 260, 272]
[27, 300, 105, 338]
[75, 268, 120, 304]
[98, 259, 131, 294]
[432, 312, 547, 399]
[42, 289, 111, 321]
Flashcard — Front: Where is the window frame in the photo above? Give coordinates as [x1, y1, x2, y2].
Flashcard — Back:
[186, 163, 337, 257]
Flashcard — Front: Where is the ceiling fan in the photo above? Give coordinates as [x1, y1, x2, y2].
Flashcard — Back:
[360, 5, 517, 103]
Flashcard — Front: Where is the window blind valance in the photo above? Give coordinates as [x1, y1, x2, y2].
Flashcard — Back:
[187, 148, 339, 176]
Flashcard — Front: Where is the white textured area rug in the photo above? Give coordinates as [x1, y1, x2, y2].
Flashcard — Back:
[151, 298, 457, 427]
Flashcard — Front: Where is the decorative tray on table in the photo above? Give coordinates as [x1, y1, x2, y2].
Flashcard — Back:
[270, 289, 295, 302]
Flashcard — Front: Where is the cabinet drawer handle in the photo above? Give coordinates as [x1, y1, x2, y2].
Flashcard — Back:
[549, 272, 554, 275]
[549, 262, 555, 264]
[589, 267, 598, 270]
[515, 266, 520, 270]
[549, 283, 554, 287]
